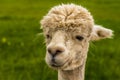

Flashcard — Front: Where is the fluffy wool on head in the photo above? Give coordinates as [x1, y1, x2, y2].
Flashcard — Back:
[41, 3, 94, 30]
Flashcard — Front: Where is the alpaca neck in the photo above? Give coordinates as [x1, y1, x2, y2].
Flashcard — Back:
[58, 64, 85, 80]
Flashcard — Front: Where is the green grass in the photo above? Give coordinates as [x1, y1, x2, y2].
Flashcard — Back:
[0, 0, 120, 80]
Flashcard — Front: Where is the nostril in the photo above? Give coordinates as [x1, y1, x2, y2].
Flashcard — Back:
[55, 47, 65, 55]
[48, 48, 51, 54]
[56, 50, 63, 54]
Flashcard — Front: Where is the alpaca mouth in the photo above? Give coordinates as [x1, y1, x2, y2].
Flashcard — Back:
[51, 63, 62, 67]
[50, 60, 64, 67]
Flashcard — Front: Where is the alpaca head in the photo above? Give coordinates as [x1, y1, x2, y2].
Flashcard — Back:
[40, 4, 113, 70]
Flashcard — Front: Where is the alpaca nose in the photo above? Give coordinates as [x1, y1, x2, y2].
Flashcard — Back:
[47, 46, 65, 57]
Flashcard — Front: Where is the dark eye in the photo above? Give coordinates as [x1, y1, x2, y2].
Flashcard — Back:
[46, 34, 50, 39]
[75, 35, 84, 41]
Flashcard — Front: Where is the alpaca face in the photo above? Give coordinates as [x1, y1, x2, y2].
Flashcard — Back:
[44, 26, 91, 70]
[40, 4, 94, 70]
[41, 4, 113, 70]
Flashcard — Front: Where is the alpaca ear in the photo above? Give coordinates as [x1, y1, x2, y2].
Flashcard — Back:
[90, 25, 113, 41]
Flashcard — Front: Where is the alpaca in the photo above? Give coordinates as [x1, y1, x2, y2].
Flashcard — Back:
[40, 4, 113, 80]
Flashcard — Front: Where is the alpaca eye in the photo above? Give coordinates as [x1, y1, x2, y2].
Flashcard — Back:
[46, 34, 50, 39]
[75, 35, 84, 41]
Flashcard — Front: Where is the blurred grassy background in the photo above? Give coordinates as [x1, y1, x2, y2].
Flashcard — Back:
[0, 0, 120, 80]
